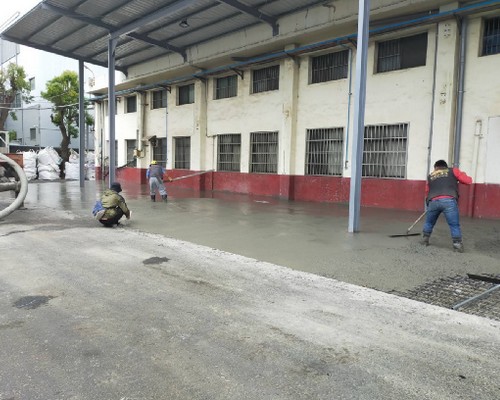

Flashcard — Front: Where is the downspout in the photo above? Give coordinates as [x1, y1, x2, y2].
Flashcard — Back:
[453, 17, 467, 168]
[467, 119, 483, 217]
[426, 24, 439, 176]
[165, 89, 168, 169]
[341, 45, 354, 170]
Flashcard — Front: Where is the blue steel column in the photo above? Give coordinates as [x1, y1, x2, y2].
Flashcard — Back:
[107, 38, 117, 186]
[78, 60, 85, 187]
[348, 0, 370, 233]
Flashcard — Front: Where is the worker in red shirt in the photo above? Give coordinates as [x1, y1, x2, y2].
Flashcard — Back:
[422, 160, 472, 252]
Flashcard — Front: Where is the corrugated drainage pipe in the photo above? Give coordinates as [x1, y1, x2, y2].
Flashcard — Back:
[0, 153, 28, 220]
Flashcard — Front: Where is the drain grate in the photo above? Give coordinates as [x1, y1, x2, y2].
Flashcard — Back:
[396, 274, 500, 322]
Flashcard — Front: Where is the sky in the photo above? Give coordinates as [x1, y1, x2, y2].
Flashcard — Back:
[0, 0, 43, 31]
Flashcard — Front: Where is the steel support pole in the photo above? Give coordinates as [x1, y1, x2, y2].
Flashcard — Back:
[107, 38, 117, 186]
[348, 0, 370, 233]
[78, 60, 85, 187]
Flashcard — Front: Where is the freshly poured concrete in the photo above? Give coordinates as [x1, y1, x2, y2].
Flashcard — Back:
[21, 180, 500, 292]
[1, 180, 499, 399]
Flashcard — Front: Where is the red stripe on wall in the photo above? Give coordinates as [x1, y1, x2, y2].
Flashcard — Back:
[106, 168, 499, 219]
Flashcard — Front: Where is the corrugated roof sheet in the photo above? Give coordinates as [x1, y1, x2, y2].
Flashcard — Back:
[0, 0, 325, 73]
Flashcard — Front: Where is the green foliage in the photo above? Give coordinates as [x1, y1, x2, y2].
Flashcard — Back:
[8, 130, 17, 141]
[0, 63, 32, 130]
[41, 70, 95, 162]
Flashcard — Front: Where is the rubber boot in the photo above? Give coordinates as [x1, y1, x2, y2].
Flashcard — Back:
[162, 194, 168, 202]
[150, 195, 156, 202]
[452, 239, 464, 253]
[421, 233, 430, 246]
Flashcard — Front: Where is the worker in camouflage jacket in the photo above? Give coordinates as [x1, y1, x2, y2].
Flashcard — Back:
[97, 182, 131, 227]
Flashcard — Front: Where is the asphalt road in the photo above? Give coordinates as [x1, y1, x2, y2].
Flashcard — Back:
[1, 203, 499, 399]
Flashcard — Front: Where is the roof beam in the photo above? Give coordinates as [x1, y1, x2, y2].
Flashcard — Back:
[110, 0, 200, 39]
[40, 2, 187, 60]
[218, 0, 279, 35]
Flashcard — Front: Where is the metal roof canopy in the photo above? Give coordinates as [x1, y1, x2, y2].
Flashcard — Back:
[0, 0, 325, 74]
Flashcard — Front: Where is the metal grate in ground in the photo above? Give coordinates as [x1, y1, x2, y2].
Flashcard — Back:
[395, 274, 500, 322]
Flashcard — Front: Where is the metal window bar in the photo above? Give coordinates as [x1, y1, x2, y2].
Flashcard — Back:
[153, 138, 167, 167]
[126, 139, 136, 164]
[377, 39, 401, 72]
[179, 84, 194, 105]
[216, 75, 237, 99]
[152, 90, 167, 109]
[253, 66, 280, 93]
[305, 128, 344, 176]
[217, 134, 241, 172]
[311, 50, 349, 83]
[174, 137, 191, 169]
[362, 123, 408, 178]
[126, 96, 137, 113]
[250, 131, 278, 174]
[483, 17, 500, 55]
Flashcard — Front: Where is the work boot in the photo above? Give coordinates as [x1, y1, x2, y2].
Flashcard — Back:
[162, 194, 168, 202]
[421, 234, 430, 246]
[452, 240, 464, 253]
[150, 195, 156, 202]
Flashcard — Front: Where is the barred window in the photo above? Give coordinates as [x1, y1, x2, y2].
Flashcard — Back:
[217, 134, 241, 172]
[126, 96, 137, 113]
[215, 75, 237, 99]
[179, 83, 195, 105]
[305, 128, 344, 176]
[152, 89, 167, 109]
[482, 17, 500, 56]
[126, 139, 136, 164]
[250, 131, 278, 174]
[252, 65, 279, 93]
[153, 138, 167, 166]
[311, 50, 349, 83]
[174, 137, 191, 169]
[362, 123, 408, 179]
[377, 33, 427, 73]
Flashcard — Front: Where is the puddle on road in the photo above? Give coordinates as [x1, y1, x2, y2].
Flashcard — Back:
[13, 295, 55, 309]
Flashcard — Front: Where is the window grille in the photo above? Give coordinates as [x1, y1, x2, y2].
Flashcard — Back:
[377, 33, 427, 72]
[483, 17, 500, 56]
[126, 139, 136, 164]
[311, 50, 349, 83]
[217, 134, 241, 172]
[305, 128, 344, 176]
[153, 138, 167, 167]
[30, 127, 37, 141]
[152, 89, 167, 109]
[126, 96, 137, 113]
[250, 131, 278, 173]
[174, 137, 191, 169]
[252, 65, 279, 93]
[215, 75, 237, 99]
[362, 123, 408, 179]
[178, 83, 195, 105]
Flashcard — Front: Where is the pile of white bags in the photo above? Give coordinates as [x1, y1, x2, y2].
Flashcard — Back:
[85, 151, 95, 180]
[37, 147, 62, 180]
[21, 150, 38, 181]
[64, 149, 80, 180]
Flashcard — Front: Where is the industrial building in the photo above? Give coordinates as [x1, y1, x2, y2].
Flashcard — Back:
[2, 0, 500, 218]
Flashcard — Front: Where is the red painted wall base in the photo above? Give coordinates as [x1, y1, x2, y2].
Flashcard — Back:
[94, 167, 500, 219]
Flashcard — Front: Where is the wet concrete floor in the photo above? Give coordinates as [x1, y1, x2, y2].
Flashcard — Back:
[13, 180, 500, 294]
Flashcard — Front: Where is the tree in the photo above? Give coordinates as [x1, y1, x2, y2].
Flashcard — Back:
[41, 70, 94, 169]
[0, 63, 32, 131]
